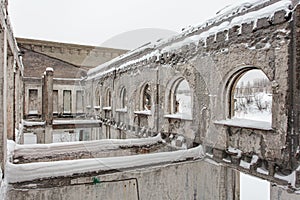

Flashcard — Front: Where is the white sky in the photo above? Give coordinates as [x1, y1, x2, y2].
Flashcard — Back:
[8, 0, 240, 46]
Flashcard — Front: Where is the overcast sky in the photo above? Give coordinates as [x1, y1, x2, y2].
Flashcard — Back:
[8, 0, 240, 47]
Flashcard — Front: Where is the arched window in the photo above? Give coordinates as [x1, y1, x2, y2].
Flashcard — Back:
[86, 92, 91, 107]
[106, 90, 112, 107]
[142, 84, 151, 110]
[95, 89, 101, 107]
[232, 69, 272, 122]
[120, 87, 127, 109]
[170, 79, 192, 118]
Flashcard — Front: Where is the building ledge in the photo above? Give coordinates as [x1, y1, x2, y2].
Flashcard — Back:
[134, 110, 151, 115]
[103, 106, 112, 111]
[94, 106, 101, 110]
[214, 118, 273, 131]
[164, 113, 193, 121]
[116, 108, 127, 113]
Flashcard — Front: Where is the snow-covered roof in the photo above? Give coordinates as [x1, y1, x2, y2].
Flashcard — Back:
[87, 0, 293, 81]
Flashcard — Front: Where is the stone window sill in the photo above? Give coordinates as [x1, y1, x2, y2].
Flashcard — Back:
[214, 118, 273, 131]
[116, 108, 127, 113]
[164, 113, 193, 121]
[103, 106, 112, 111]
[134, 110, 151, 115]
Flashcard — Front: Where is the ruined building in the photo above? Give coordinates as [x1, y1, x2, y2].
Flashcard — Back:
[2, 0, 300, 199]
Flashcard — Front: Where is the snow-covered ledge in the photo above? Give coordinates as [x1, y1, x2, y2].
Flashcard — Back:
[13, 134, 163, 157]
[103, 106, 112, 111]
[214, 118, 272, 131]
[53, 119, 102, 125]
[116, 107, 127, 113]
[6, 145, 204, 183]
[22, 120, 45, 127]
[94, 106, 101, 110]
[164, 113, 193, 121]
[134, 110, 151, 116]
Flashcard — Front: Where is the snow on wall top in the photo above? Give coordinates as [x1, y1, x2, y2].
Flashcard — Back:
[6, 145, 204, 183]
[181, 0, 270, 34]
[87, 0, 293, 80]
[13, 134, 163, 158]
[46, 67, 54, 72]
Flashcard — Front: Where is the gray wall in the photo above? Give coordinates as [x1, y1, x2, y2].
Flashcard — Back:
[7, 159, 238, 200]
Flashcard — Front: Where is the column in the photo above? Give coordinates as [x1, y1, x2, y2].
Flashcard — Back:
[45, 67, 53, 125]
[45, 68, 53, 143]
[6, 55, 14, 140]
[41, 68, 54, 143]
[0, 27, 7, 171]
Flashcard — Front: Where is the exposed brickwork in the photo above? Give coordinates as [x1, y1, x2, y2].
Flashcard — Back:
[17, 38, 128, 69]
[21, 47, 86, 79]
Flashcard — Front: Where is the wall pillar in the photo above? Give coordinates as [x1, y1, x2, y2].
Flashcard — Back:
[14, 65, 20, 141]
[42, 75, 46, 121]
[219, 166, 240, 200]
[6, 55, 14, 140]
[0, 27, 7, 172]
[41, 68, 53, 143]
[45, 68, 53, 126]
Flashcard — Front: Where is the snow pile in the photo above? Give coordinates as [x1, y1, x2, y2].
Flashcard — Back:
[87, 0, 292, 80]
[14, 134, 163, 159]
[0, 178, 7, 200]
[240, 155, 259, 169]
[6, 145, 204, 183]
[227, 146, 242, 157]
[45, 67, 54, 72]
[7, 140, 16, 161]
[275, 172, 296, 187]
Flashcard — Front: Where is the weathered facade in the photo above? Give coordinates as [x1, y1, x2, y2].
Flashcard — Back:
[0, 0, 23, 172]
[8, 160, 238, 200]
[82, 0, 300, 197]
[86, 0, 297, 173]
[2, 0, 300, 199]
[18, 38, 127, 119]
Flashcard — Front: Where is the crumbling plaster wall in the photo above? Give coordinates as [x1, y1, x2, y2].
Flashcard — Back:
[194, 19, 291, 159]
[86, 5, 292, 161]
[7, 160, 238, 200]
[87, 63, 203, 145]
[76, 2, 300, 198]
